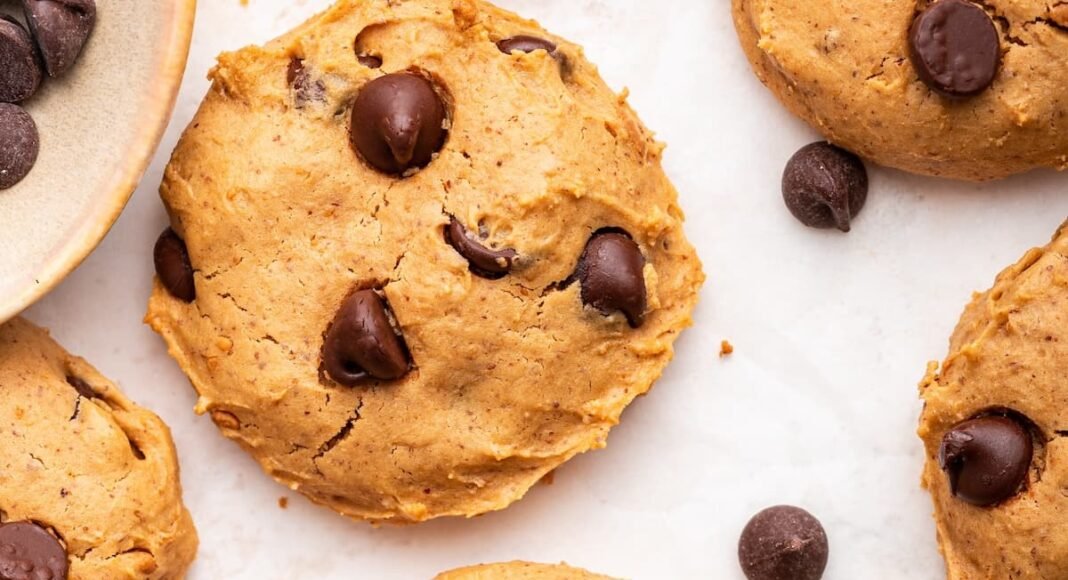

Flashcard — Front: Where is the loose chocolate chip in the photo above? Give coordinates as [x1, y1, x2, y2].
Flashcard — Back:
[497, 35, 558, 55]
[22, 0, 96, 78]
[0, 17, 42, 103]
[573, 230, 647, 328]
[738, 506, 829, 580]
[0, 521, 69, 580]
[153, 228, 196, 302]
[782, 142, 868, 232]
[0, 103, 39, 190]
[349, 72, 447, 175]
[939, 414, 1033, 506]
[357, 54, 382, 69]
[909, 0, 1000, 98]
[66, 375, 96, 399]
[323, 289, 411, 385]
[286, 57, 326, 107]
[444, 217, 517, 279]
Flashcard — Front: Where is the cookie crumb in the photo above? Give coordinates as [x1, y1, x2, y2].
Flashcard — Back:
[278, 497, 288, 509]
[720, 340, 734, 357]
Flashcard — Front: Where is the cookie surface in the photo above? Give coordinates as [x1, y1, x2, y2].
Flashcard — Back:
[919, 222, 1068, 578]
[435, 561, 615, 580]
[147, 0, 703, 523]
[0, 318, 197, 579]
[732, 0, 1068, 181]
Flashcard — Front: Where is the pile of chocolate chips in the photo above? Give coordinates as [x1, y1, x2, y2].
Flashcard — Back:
[0, 0, 96, 190]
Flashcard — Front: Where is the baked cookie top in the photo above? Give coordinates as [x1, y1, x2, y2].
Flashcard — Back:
[0, 318, 197, 579]
[732, 0, 1068, 181]
[147, 0, 703, 523]
[919, 222, 1068, 578]
[435, 561, 615, 580]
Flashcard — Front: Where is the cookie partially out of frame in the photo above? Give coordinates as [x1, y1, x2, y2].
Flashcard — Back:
[436, 561, 616, 580]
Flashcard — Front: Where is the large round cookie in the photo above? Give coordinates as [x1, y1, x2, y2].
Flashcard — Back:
[919, 222, 1068, 578]
[146, 0, 703, 523]
[436, 561, 615, 580]
[0, 318, 197, 579]
[732, 0, 1068, 181]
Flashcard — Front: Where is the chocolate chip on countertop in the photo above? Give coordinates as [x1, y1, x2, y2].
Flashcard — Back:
[0, 17, 42, 103]
[738, 506, 829, 580]
[939, 414, 1033, 506]
[782, 142, 868, 232]
[444, 217, 518, 279]
[0, 521, 69, 580]
[22, 0, 97, 78]
[909, 0, 1000, 98]
[573, 230, 647, 328]
[154, 228, 196, 302]
[0, 103, 39, 190]
[496, 35, 557, 55]
[349, 72, 447, 175]
[323, 289, 411, 385]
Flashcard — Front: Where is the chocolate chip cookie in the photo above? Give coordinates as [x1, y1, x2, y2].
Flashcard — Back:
[732, 0, 1068, 181]
[0, 318, 197, 579]
[146, 0, 703, 524]
[919, 221, 1068, 578]
[435, 562, 615, 580]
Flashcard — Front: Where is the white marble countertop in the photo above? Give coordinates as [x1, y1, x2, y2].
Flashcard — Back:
[24, 0, 1068, 578]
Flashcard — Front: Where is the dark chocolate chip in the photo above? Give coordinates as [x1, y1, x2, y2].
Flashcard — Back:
[444, 217, 517, 279]
[153, 228, 196, 302]
[573, 230, 647, 328]
[738, 506, 829, 580]
[0, 17, 42, 103]
[349, 72, 447, 175]
[323, 289, 411, 385]
[909, 0, 1000, 98]
[0, 521, 69, 580]
[497, 35, 557, 55]
[66, 375, 96, 399]
[782, 142, 868, 232]
[22, 0, 96, 77]
[939, 414, 1033, 506]
[0, 103, 39, 190]
[357, 54, 382, 69]
[286, 57, 326, 107]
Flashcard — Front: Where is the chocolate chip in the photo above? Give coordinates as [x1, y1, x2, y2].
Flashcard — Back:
[153, 228, 195, 302]
[909, 0, 1000, 98]
[0, 521, 69, 580]
[738, 506, 829, 580]
[323, 289, 411, 385]
[939, 414, 1033, 506]
[444, 217, 517, 279]
[357, 54, 382, 69]
[0, 17, 42, 103]
[349, 72, 447, 175]
[572, 230, 647, 328]
[497, 35, 557, 55]
[22, 0, 96, 78]
[782, 142, 868, 232]
[0, 103, 39, 190]
[286, 57, 325, 107]
[66, 375, 96, 399]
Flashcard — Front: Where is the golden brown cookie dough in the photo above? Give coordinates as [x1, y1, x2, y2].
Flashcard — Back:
[146, 0, 703, 524]
[0, 318, 197, 579]
[732, 0, 1068, 181]
[435, 561, 616, 580]
[919, 222, 1068, 579]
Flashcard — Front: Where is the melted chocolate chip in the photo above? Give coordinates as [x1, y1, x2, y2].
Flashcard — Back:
[349, 72, 447, 175]
[572, 230, 647, 328]
[738, 506, 829, 580]
[323, 290, 411, 385]
[286, 57, 326, 107]
[153, 228, 196, 302]
[0, 521, 69, 580]
[357, 54, 382, 69]
[496, 35, 557, 55]
[444, 217, 517, 279]
[782, 142, 868, 232]
[939, 414, 1033, 506]
[66, 375, 96, 399]
[0, 103, 39, 190]
[22, 0, 96, 77]
[0, 17, 42, 103]
[909, 0, 1000, 98]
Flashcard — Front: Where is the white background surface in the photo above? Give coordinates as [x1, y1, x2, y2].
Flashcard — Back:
[23, 0, 1068, 578]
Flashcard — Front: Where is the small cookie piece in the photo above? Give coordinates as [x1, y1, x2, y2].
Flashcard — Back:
[146, 0, 703, 524]
[919, 222, 1068, 578]
[732, 0, 1068, 180]
[435, 562, 616, 580]
[0, 318, 198, 579]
